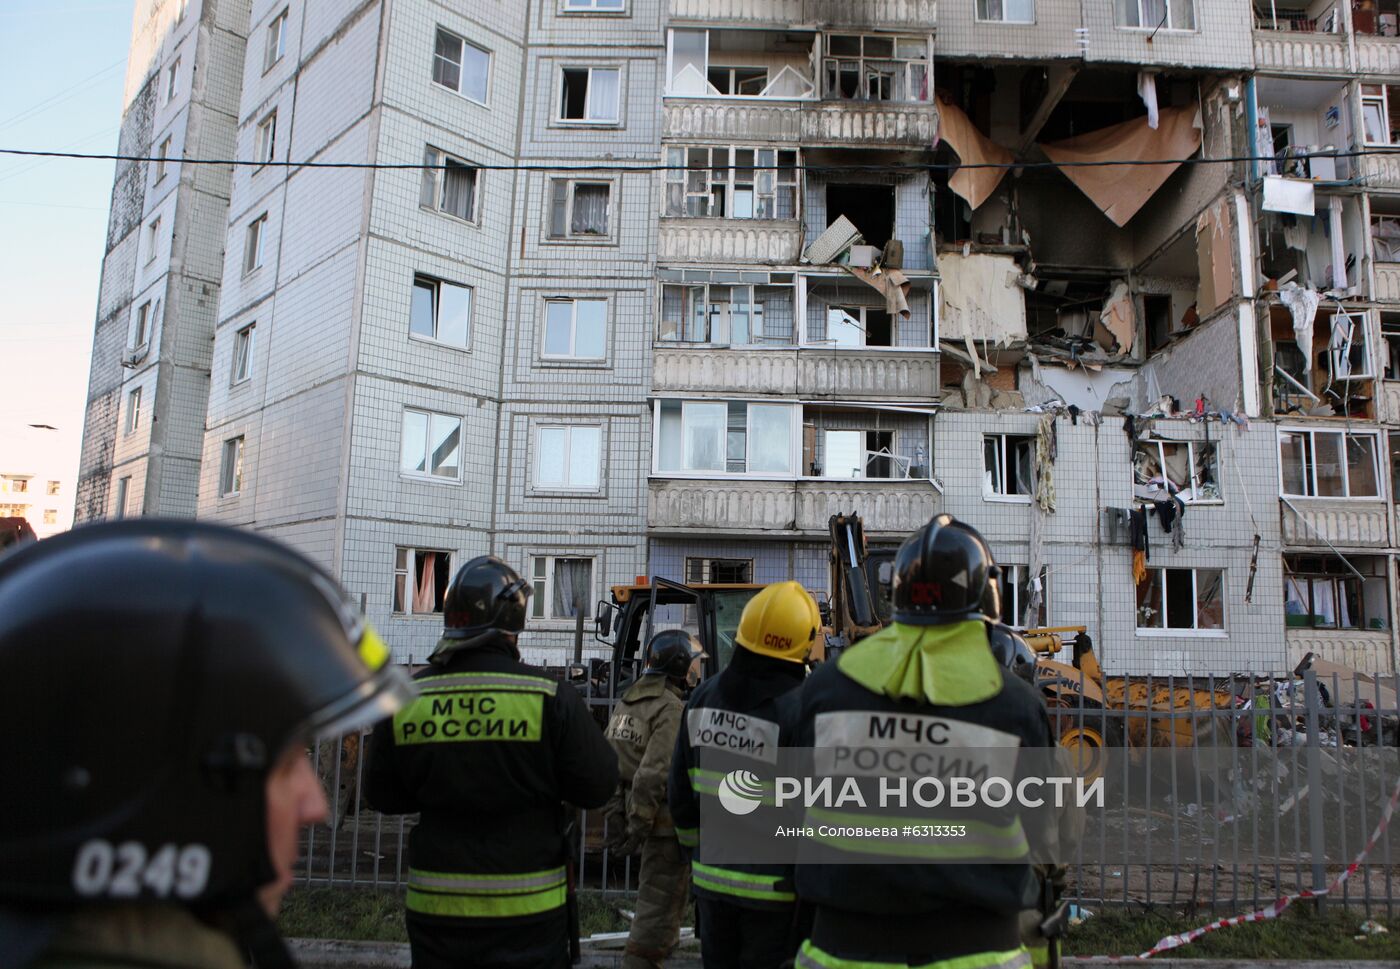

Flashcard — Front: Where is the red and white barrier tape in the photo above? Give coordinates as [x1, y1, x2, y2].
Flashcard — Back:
[1089, 772, 1400, 961]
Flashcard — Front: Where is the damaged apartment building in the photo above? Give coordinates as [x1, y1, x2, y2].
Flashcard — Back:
[78, 0, 1400, 674]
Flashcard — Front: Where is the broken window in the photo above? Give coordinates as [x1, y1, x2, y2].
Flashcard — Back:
[1136, 567, 1223, 632]
[825, 183, 894, 249]
[559, 67, 619, 122]
[998, 564, 1049, 628]
[535, 425, 602, 490]
[394, 548, 451, 614]
[433, 28, 489, 103]
[1285, 555, 1388, 630]
[1144, 294, 1172, 352]
[548, 179, 611, 238]
[983, 434, 1034, 498]
[657, 281, 794, 346]
[1254, 1, 1341, 32]
[1133, 439, 1220, 503]
[820, 429, 896, 478]
[1115, 0, 1196, 30]
[667, 29, 816, 99]
[686, 557, 753, 583]
[1279, 429, 1381, 498]
[531, 556, 593, 620]
[663, 147, 798, 219]
[822, 35, 928, 102]
[1390, 431, 1400, 500]
[1374, 215, 1400, 262]
[977, 0, 1035, 22]
[401, 409, 462, 480]
[130, 300, 155, 349]
[823, 306, 892, 348]
[420, 147, 479, 223]
[709, 66, 769, 95]
[655, 400, 796, 476]
[410, 274, 472, 347]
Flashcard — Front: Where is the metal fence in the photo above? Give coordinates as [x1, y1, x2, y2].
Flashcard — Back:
[300, 664, 1400, 916]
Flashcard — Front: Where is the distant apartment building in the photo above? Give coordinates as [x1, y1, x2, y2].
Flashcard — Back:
[79, 0, 1400, 674]
[0, 422, 75, 540]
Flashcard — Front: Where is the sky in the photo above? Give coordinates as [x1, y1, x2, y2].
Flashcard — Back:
[0, 0, 133, 487]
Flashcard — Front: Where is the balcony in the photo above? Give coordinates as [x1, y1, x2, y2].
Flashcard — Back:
[1361, 153, 1400, 191]
[647, 478, 938, 536]
[668, 0, 938, 29]
[652, 347, 939, 399]
[1280, 498, 1390, 548]
[653, 347, 799, 396]
[1379, 381, 1400, 423]
[1376, 262, 1400, 301]
[1357, 36, 1400, 77]
[663, 99, 938, 149]
[1253, 30, 1348, 75]
[658, 219, 803, 264]
[1286, 629, 1394, 675]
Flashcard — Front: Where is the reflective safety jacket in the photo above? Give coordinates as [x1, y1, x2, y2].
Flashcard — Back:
[668, 647, 804, 909]
[365, 636, 618, 924]
[792, 620, 1054, 927]
[604, 673, 684, 838]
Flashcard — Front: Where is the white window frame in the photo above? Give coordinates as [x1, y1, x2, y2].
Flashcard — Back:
[255, 110, 277, 167]
[1133, 439, 1222, 504]
[399, 408, 463, 482]
[541, 298, 608, 361]
[1136, 567, 1226, 636]
[155, 136, 172, 181]
[124, 387, 142, 436]
[982, 433, 1035, 502]
[1278, 427, 1383, 499]
[46, 481, 60, 496]
[1000, 564, 1049, 629]
[114, 476, 131, 519]
[546, 178, 614, 241]
[419, 146, 481, 224]
[657, 281, 797, 347]
[652, 399, 801, 479]
[264, 10, 287, 73]
[1115, 0, 1196, 31]
[220, 436, 244, 497]
[663, 146, 800, 221]
[530, 555, 596, 621]
[665, 29, 817, 100]
[243, 213, 267, 275]
[409, 274, 473, 350]
[146, 217, 161, 264]
[822, 34, 930, 103]
[165, 58, 180, 104]
[231, 323, 255, 385]
[42, 508, 58, 526]
[432, 27, 491, 105]
[557, 66, 621, 124]
[394, 547, 453, 615]
[975, 0, 1036, 24]
[563, 0, 627, 10]
[131, 300, 154, 349]
[533, 424, 604, 492]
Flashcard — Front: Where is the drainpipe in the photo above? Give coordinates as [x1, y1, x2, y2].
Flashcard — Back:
[1245, 75, 1260, 185]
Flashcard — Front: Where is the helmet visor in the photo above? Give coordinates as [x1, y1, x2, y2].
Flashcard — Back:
[297, 626, 419, 741]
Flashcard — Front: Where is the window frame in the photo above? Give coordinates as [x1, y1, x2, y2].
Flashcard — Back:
[982, 433, 1035, 502]
[419, 146, 481, 225]
[400, 407, 464, 483]
[42, 508, 58, 526]
[264, 10, 287, 73]
[165, 58, 180, 104]
[1284, 555, 1389, 632]
[975, 0, 1036, 24]
[685, 557, 754, 584]
[220, 436, 244, 498]
[662, 145, 800, 221]
[131, 300, 154, 349]
[255, 110, 277, 168]
[541, 297, 608, 362]
[114, 476, 131, 519]
[562, 0, 627, 11]
[146, 217, 161, 265]
[231, 323, 255, 385]
[1133, 438, 1222, 505]
[1135, 566, 1226, 636]
[432, 27, 491, 105]
[557, 65, 622, 124]
[530, 555, 596, 622]
[656, 280, 797, 347]
[1362, 85, 1393, 148]
[393, 547, 453, 616]
[545, 178, 615, 242]
[1278, 427, 1383, 500]
[1115, 0, 1197, 32]
[533, 423, 605, 492]
[408, 274, 474, 350]
[46, 480, 60, 496]
[821, 34, 930, 103]
[999, 564, 1049, 629]
[155, 135, 172, 182]
[652, 399, 801, 479]
[243, 213, 267, 275]
[124, 387, 142, 436]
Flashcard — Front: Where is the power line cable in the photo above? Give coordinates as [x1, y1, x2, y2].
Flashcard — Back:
[0, 58, 126, 132]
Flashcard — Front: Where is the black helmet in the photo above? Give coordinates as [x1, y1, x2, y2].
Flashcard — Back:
[892, 514, 1002, 626]
[0, 521, 414, 964]
[987, 623, 1037, 685]
[442, 556, 531, 639]
[644, 629, 705, 681]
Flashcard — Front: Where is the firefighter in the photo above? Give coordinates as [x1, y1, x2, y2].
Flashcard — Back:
[365, 555, 618, 969]
[604, 629, 705, 969]
[669, 581, 817, 969]
[792, 514, 1058, 969]
[0, 521, 415, 969]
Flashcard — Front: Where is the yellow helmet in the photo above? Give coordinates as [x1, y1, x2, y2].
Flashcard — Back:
[735, 581, 821, 664]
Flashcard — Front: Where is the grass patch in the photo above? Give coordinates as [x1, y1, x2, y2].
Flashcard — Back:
[1065, 905, 1400, 959]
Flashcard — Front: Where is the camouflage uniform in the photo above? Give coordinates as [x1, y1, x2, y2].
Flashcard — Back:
[605, 673, 689, 969]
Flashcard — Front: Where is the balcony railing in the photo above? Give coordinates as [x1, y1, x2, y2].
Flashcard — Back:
[648, 478, 938, 536]
[1379, 380, 1400, 424]
[1253, 28, 1349, 74]
[651, 346, 939, 398]
[657, 219, 803, 264]
[1375, 262, 1400, 301]
[1286, 628, 1394, 675]
[1361, 153, 1400, 191]
[1280, 498, 1391, 548]
[663, 98, 937, 149]
[1357, 35, 1400, 76]
[667, 0, 937, 29]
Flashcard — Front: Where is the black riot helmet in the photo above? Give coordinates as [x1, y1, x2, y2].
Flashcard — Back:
[892, 514, 1002, 626]
[644, 629, 705, 682]
[442, 556, 531, 640]
[0, 521, 415, 967]
[987, 623, 1038, 685]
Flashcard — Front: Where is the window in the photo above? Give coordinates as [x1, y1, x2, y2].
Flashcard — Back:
[686, 557, 753, 584]
[432, 28, 489, 103]
[394, 548, 451, 614]
[822, 35, 929, 102]
[232, 323, 255, 384]
[265, 10, 287, 72]
[656, 400, 797, 476]
[400, 409, 462, 480]
[1285, 555, 1389, 631]
[1136, 567, 1224, 632]
[155, 136, 172, 181]
[1279, 429, 1381, 498]
[419, 147, 479, 223]
[663, 146, 798, 219]
[131, 300, 154, 348]
[0, 504, 30, 517]
[165, 58, 179, 103]
[977, 0, 1035, 22]
[10, 479, 28, 494]
[114, 476, 131, 519]
[530, 556, 594, 620]
[220, 436, 244, 496]
[999, 565, 1049, 628]
[177, 0, 188, 23]
[559, 67, 620, 122]
[124, 388, 142, 435]
[409, 275, 472, 348]
[535, 425, 602, 490]
[983, 434, 1034, 498]
[46, 481, 60, 496]
[243, 214, 266, 274]
[820, 429, 901, 479]
[146, 217, 161, 264]
[667, 30, 815, 99]
[548, 180, 611, 238]
[543, 299, 607, 360]
[565, 0, 625, 8]
[823, 306, 893, 348]
[42, 509, 57, 526]
[1114, 0, 1196, 30]
[1133, 440, 1221, 503]
[1362, 86, 1396, 147]
[657, 281, 796, 346]
[255, 111, 277, 167]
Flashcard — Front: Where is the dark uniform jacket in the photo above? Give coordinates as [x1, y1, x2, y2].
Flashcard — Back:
[365, 635, 618, 923]
[668, 647, 804, 908]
